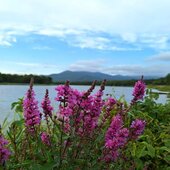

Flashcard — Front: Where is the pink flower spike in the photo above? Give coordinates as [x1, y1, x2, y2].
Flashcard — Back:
[41, 89, 53, 119]
[41, 132, 51, 146]
[132, 78, 146, 103]
[104, 114, 129, 161]
[130, 119, 146, 139]
[23, 82, 41, 133]
[0, 135, 11, 165]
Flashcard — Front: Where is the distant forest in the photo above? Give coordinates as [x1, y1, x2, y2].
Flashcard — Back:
[68, 73, 170, 86]
[52, 74, 170, 86]
[0, 73, 52, 84]
[0, 72, 169, 86]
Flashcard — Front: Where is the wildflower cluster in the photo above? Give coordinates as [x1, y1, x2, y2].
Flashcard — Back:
[130, 119, 146, 139]
[55, 80, 106, 135]
[23, 79, 41, 133]
[41, 89, 53, 119]
[0, 77, 146, 169]
[132, 76, 146, 103]
[104, 114, 129, 162]
[0, 132, 10, 166]
[40, 132, 51, 146]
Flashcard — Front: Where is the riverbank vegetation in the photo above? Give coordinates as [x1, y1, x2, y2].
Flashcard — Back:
[0, 73, 170, 87]
[0, 73, 52, 84]
[148, 85, 170, 92]
[0, 78, 170, 169]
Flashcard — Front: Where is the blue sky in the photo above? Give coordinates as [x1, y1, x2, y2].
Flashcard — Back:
[0, 0, 170, 76]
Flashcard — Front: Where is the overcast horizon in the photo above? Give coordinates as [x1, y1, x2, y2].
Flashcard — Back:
[0, 0, 170, 76]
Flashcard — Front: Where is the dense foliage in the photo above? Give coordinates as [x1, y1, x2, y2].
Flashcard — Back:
[56, 73, 170, 87]
[0, 73, 52, 84]
[0, 78, 170, 170]
[0, 72, 170, 87]
[151, 73, 170, 85]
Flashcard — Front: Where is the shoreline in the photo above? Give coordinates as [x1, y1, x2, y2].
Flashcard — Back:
[0, 83, 170, 94]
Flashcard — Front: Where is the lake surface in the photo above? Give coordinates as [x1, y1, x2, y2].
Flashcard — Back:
[0, 85, 168, 123]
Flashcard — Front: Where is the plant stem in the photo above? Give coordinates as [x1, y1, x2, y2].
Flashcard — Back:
[59, 116, 64, 169]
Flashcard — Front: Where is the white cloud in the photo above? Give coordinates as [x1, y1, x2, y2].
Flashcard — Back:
[121, 33, 137, 43]
[67, 34, 142, 51]
[1, 0, 170, 33]
[69, 60, 170, 76]
[69, 36, 110, 50]
[0, 33, 16, 46]
[148, 52, 170, 61]
[0, 61, 62, 75]
[0, 0, 170, 50]
[32, 46, 52, 50]
[105, 64, 170, 76]
[69, 59, 106, 72]
[13, 62, 59, 68]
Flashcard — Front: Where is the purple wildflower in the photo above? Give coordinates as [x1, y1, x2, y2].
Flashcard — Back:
[41, 132, 51, 146]
[77, 81, 105, 135]
[104, 114, 129, 161]
[41, 89, 53, 118]
[83, 89, 104, 132]
[55, 80, 105, 135]
[55, 82, 71, 105]
[130, 119, 146, 139]
[101, 97, 117, 125]
[105, 97, 117, 108]
[55, 83, 83, 134]
[103, 150, 119, 163]
[132, 78, 146, 103]
[0, 135, 11, 165]
[105, 115, 129, 149]
[55, 82, 75, 117]
[23, 82, 41, 133]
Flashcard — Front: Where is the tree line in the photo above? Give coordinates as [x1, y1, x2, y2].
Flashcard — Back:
[0, 72, 169, 86]
[0, 73, 52, 84]
[68, 74, 170, 86]
[150, 73, 170, 85]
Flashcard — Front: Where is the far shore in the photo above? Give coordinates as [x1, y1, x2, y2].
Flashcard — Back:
[0, 83, 170, 93]
[147, 85, 170, 93]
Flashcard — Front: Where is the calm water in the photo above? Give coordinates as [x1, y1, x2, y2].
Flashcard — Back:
[0, 85, 168, 123]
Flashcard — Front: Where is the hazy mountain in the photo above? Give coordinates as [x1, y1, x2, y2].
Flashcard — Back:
[49, 71, 159, 82]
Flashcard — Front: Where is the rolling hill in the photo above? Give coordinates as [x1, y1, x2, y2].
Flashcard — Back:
[49, 71, 158, 82]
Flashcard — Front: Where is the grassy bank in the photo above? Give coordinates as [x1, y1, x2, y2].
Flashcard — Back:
[148, 85, 170, 92]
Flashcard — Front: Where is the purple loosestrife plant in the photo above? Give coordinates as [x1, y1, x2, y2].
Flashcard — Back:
[82, 88, 104, 134]
[2, 78, 148, 169]
[23, 79, 41, 133]
[130, 119, 146, 139]
[55, 81, 82, 133]
[100, 97, 117, 127]
[73, 80, 105, 136]
[105, 97, 117, 107]
[55, 81, 74, 118]
[132, 76, 146, 103]
[0, 134, 11, 166]
[104, 114, 129, 162]
[41, 132, 51, 146]
[41, 89, 53, 119]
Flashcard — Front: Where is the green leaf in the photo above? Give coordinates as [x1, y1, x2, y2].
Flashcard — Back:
[164, 139, 170, 148]
[137, 144, 146, 158]
[160, 146, 170, 153]
[164, 155, 170, 162]
[146, 144, 155, 158]
[131, 143, 136, 157]
[134, 158, 144, 170]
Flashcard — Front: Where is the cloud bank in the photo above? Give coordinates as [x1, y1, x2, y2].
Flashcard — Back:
[0, 0, 170, 50]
